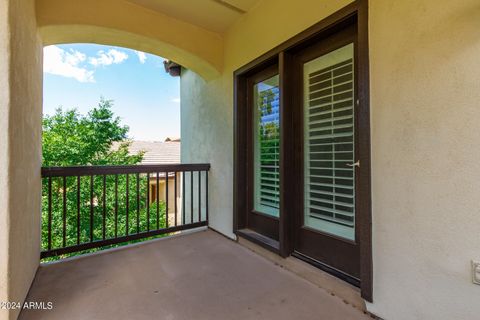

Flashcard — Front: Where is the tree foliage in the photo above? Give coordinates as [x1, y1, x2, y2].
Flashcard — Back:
[42, 99, 166, 260]
[42, 98, 143, 166]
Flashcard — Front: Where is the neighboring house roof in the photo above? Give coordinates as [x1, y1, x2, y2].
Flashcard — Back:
[112, 140, 180, 165]
[164, 137, 181, 142]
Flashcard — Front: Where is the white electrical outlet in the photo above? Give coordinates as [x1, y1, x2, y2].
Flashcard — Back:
[472, 261, 480, 285]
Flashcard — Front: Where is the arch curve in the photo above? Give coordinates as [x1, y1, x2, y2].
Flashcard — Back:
[37, 0, 224, 80]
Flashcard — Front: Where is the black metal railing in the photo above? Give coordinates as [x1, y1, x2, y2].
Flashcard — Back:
[41, 164, 210, 259]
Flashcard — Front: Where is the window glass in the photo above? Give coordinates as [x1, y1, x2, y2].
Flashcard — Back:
[303, 44, 355, 240]
[253, 75, 280, 217]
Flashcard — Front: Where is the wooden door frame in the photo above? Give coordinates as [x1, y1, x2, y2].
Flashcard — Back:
[245, 64, 281, 242]
[233, 0, 372, 302]
[291, 24, 360, 286]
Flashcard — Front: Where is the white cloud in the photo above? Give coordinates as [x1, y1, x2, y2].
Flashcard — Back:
[134, 50, 147, 64]
[89, 49, 129, 67]
[43, 45, 95, 83]
[171, 98, 180, 103]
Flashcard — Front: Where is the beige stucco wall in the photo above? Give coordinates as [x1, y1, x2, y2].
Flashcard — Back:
[181, 0, 480, 319]
[180, 69, 233, 236]
[0, 0, 43, 319]
[0, 0, 11, 313]
[367, 1, 480, 319]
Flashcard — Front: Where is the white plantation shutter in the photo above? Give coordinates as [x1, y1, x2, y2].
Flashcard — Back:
[254, 75, 280, 217]
[303, 44, 355, 240]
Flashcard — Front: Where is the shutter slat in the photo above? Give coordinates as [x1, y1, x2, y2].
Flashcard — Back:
[308, 189, 354, 198]
[309, 204, 354, 217]
[260, 182, 280, 189]
[306, 197, 354, 208]
[309, 115, 353, 126]
[260, 194, 280, 202]
[309, 213, 355, 227]
[308, 182, 354, 189]
[309, 88, 353, 100]
[309, 159, 354, 163]
[309, 132, 353, 140]
[309, 79, 353, 95]
[309, 100, 353, 113]
[310, 123, 353, 132]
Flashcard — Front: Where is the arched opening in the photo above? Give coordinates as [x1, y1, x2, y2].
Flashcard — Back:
[34, 0, 222, 261]
[40, 26, 220, 81]
[37, 0, 224, 80]
[40, 43, 208, 260]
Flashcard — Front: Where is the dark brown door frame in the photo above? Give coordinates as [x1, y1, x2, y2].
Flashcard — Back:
[233, 0, 372, 302]
[292, 24, 360, 285]
[245, 64, 280, 242]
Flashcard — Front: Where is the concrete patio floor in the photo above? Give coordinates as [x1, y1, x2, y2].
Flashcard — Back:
[20, 229, 371, 320]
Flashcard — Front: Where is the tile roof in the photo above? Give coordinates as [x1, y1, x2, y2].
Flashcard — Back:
[113, 141, 180, 165]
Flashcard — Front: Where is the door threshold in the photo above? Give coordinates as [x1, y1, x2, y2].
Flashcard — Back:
[237, 234, 366, 312]
[292, 251, 360, 288]
[236, 229, 360, 288]
[236, 229, 280, 255]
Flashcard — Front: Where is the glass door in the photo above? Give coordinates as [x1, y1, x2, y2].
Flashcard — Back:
[303, 43, 356, 241]
[246, 66, 280, 241]
[234, 8, 371, 296]
[294, 26, 361, 281]
[253, 75, 280, 218]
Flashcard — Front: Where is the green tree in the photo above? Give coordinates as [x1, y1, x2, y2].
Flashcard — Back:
[42, 99, 166, 259]
[42, 98, 143, 166]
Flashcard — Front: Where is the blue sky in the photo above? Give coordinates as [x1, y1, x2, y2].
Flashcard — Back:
[43, 44, 180, 141]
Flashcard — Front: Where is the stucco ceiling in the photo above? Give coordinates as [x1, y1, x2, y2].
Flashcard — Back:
[125, 0, 260, 34]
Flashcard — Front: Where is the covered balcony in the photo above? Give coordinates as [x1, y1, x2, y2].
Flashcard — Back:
[2, 0, 480, 319]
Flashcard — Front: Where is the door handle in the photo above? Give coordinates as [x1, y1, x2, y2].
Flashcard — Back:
[346, 160, 360, 168]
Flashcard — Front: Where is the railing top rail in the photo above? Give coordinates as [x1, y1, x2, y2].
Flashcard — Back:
[41, 163, 211, 177]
